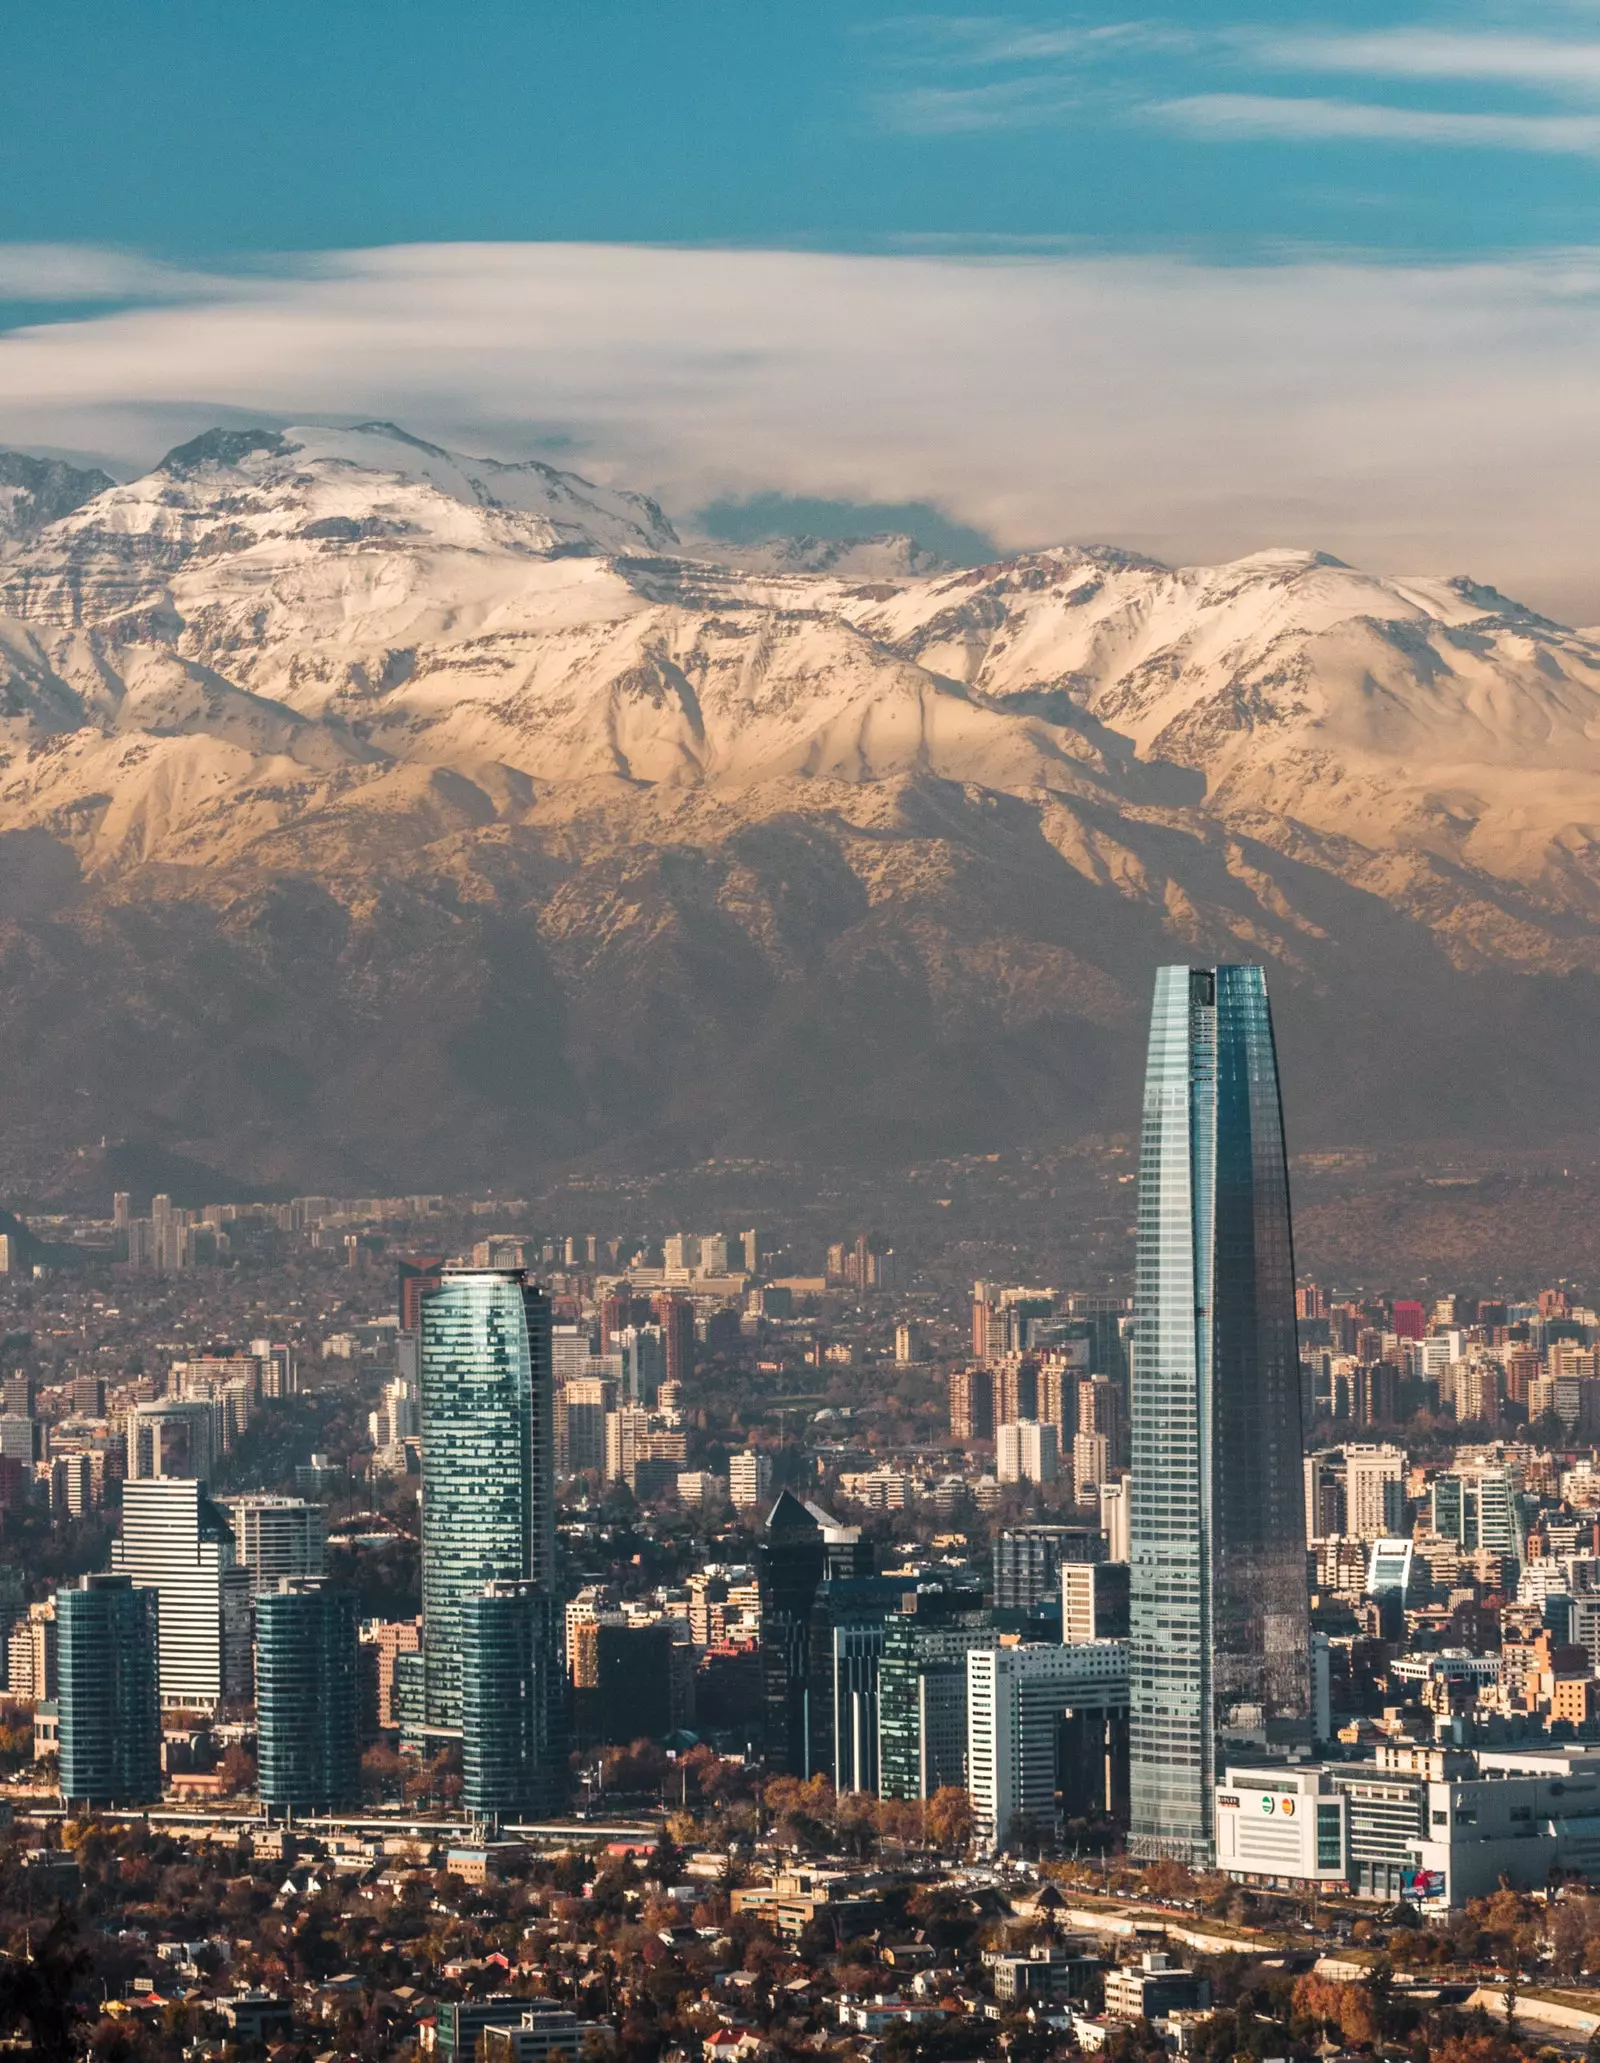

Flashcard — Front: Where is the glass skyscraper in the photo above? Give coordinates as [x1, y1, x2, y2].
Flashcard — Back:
[256, 1579, 361, 1813]
[461, 1579, 564, 1820]
[57, 1574, 161, 1809]
[1129, 965, 1309, 1863]
[419, 1268, 555, 1732]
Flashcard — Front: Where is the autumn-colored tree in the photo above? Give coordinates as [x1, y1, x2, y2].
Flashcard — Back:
[925, 1786, 975, 1854]
[1291, 1972, 1378, 2045]
[1141, 1858, 1197, 1902]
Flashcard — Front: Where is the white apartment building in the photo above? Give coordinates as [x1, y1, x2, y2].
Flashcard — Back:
[729, 1449, 772, 1511]
[220, 1495, 327, 1593]
[111, 1478, 250, 1711]
[1344, 1445, 1407, 1540]
[967, 1640, 1128, 1849]
[997, 1420, 1058, 1486]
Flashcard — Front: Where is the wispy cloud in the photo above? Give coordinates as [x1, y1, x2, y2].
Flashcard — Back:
[0, 245, 234, 302]
[1249, 29, 1600, 100]
[1153, 93, 1600, 156]
[7, 240, 1600, 620]
[868, 9, 1600, 152]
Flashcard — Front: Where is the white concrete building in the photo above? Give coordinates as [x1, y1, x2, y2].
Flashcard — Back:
[967, 1640, 1128, 1849]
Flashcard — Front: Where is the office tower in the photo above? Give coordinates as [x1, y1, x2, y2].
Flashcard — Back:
[877, 1616, 996, 1800]
[589, 1620, 691, 1744]
[7, 1601, 56, 1704]
[699, 1232, 731, 1276]
[729, 1449, 772, 1511]
[972, 1289, 997, 1361]
[1431, 1465, 1524, 1568]
[398, 1256, 446, 1332]
[50, 1452, 96, 1519]
[110, 1477, 250, 1712]
[362, 1617, 422, 1730]
[967, 1641, 1130, 1850]
[461, 1579, 564, 1819]
[757, 1491, 871, 1774]
[663, 1233, 699, 1274]
[112, 1192, 131, 1234]
[251, 1340, 297, 1399]
[996, 1358, 1039, 1428]
[221, 1496, 328, 1592]
[1129, 964, 1309, 1864]
[1100, 1478, 1131, 1564]
[0, 1417, 34, 1464]
[806, 1573, 917, 1792]
[557, 1374, 616, 1476]
[740, 1228, 761, 1275]
[1391, 1300, 1427, 1340]
[613, 1323, 665, 1405]
[993, 1525, 1100, 1610]
[1343, 1445, 1406, 1540]
[255, 1580, 361, 1813]
[0, 1373, 31, 1419]
[996, 1421, 1059, 1486]
[125, 1398, 219, 1484]
[604, 1406, 685, 1490]
[1304, 1454, 1345, 1544]
[56, 1575, 160, 1809]
[1063, 1561, 1131, 1642]
[369, 1375, 420, 1455]
[655, 1295, 696, 1389]
[949, 1367, 995, 1442]
[418, 1268, 555, 1732]
[1079, 1374, 1126, 1463]
[70, 1374, 105, 1418]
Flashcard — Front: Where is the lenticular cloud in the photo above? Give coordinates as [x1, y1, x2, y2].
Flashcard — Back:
[4, 238, 1600, 621]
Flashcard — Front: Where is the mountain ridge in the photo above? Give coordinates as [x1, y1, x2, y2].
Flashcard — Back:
[0, 421, 1596, 1192]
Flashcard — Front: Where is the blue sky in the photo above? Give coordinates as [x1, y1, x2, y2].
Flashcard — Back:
[4, 0, 1600, 263]
[7, 3, 1600, 614]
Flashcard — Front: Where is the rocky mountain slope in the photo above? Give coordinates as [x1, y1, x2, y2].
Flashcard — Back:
[0, 419, 1597, 1194]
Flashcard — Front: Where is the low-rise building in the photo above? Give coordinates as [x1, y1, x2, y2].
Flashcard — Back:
[1103, 1953, 1210, 2022]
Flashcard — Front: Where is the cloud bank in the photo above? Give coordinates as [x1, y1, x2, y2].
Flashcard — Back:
[5, 240, 1600, 621]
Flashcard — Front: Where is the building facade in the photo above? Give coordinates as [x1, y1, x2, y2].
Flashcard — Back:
[1129, 965, 1310, 1863]
[461, 1579, 564, 1819]
[418, 1268, 555, 1731]
[110, 1478, 250, 1712]
[256, 1580, 361, 1813]
[57, 1574, 161, 1808]
[967, 1640, 1129, 1849]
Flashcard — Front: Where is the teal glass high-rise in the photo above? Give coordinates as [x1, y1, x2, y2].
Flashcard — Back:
[256, 1580, 361, 1813]
[1129, 966, 1309, 1863]
[419, 1268, 555, 1732]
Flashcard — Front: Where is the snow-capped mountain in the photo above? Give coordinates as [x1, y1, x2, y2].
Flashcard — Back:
[0, 421, 1596, 1190]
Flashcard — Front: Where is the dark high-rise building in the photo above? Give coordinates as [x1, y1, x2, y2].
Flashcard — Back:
[57, 1574, 160, 1809]
[805, 1574, 920, 1792]
[992, 1524, 1101, 1610]
[1129, 965, 1309, 1864]
[949, 1367, 994, 1442]
[418, 1269, 555, 1733]
[398, 1256, 447, 1334]
[757, 1490, 871, 1774]
[461, 1580, 565, 1818]
[256, 1580, 361, 1813]
[655, 1295, 696, 1390]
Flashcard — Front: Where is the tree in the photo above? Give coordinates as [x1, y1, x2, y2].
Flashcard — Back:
[925, 1786, 975, 1855]
[0, 1907, 92, 2063]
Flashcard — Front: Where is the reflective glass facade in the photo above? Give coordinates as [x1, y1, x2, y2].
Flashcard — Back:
[419, 1269, 554, 1729]
[461, 1579, 563, 1818]
[1130, 965, 1309, 1862]
[256, 1582, 361, 1812]
[58, 1575, 161, 1809]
